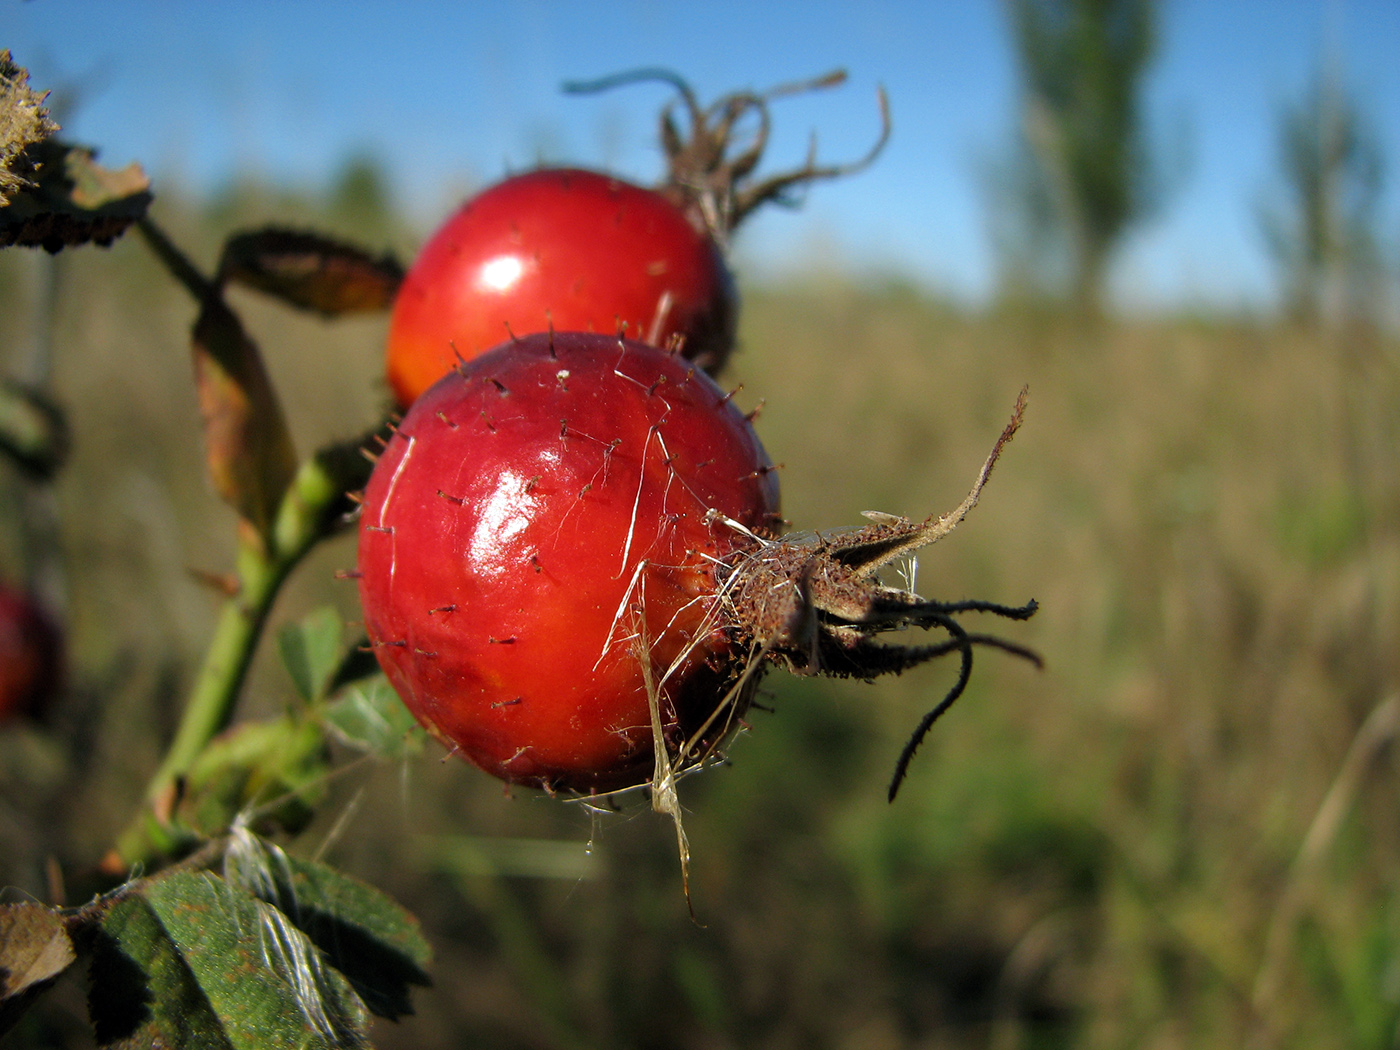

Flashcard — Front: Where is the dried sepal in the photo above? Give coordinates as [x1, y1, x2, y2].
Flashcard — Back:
[562, 66, 890, 242]
[714, 388, 1039, 798]
[0, 50, 59, 206]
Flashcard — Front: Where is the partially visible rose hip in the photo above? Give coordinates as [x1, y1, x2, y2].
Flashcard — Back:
[357, 332, 1038, 800]
[0, 583, 63, 724]
[384, 70, 889, 407]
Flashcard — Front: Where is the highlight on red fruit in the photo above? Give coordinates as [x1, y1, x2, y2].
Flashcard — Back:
[359, 331, 780, 792]
[384, 169, 737, 408]
[0, 583, 63, 723]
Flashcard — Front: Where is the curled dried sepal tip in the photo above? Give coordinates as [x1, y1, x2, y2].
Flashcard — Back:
[714, 386, 1038, 800]
[562, 66, 890, 240]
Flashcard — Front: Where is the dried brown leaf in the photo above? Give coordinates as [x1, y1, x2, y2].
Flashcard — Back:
[192, 297, 298, 537]
[219, 228, 403, 315]
[0, 139, 152, 251]
[0, 902, 77, 1038]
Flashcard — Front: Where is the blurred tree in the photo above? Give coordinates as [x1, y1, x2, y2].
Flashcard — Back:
[992, 0, 1163, 316]
[329, 152, 394, 233]
[1259, 67, 1386, 329]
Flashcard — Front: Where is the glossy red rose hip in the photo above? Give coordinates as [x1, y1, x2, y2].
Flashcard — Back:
[385, 169, 736, 407]
[358, 331, 778, 792]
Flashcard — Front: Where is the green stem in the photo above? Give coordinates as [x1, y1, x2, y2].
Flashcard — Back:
[111, 451, 356, 870]
[137, 216, 216, 303]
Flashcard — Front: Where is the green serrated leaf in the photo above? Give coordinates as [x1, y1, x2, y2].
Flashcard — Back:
[324, 675, 424, 759]
[225, 834, 431, 1021]
[279, 606, 346, 703]
[89, 871, 368, 1050]
[180, 715, 330, 838]
[326, 640, 382, 696]
[0, 902, 76, 1038]
[217, 227, 403, 316]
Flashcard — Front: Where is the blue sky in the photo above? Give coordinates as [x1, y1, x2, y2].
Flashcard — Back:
[7, 0, 1399, 311]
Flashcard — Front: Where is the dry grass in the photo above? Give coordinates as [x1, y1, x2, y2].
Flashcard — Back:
[2, 193, 1398, 1049]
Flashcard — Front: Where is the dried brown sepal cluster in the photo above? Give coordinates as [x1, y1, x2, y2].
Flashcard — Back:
[0, 50, 59, 205]
[563, 67, 890, 244]
[716, 387, 1040, 800]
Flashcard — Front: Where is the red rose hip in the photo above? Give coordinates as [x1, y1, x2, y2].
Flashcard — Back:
[358, 331, 778, 792]
[384, 169, 737, 408]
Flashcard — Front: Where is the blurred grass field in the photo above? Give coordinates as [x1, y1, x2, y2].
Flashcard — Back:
[2, 183, 1398, 1050]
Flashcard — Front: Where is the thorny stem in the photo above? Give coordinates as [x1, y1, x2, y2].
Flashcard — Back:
[109, 451, 358, 872]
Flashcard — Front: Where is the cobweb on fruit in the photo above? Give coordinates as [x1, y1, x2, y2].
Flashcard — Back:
[581, 549, 771, 915]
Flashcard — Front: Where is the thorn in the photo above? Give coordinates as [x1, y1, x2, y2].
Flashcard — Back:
[488, 376, 508, 394]
[525, 475, 542, 493]
[364, 524, 393, 534]
[359, 447, 380, 464]
[361, 638, 408, 651]
[414, 648, 438, 657]
[492, 697, 523, 708]
[488, 635, 518, 644]
[746, 399, 765, 423]
[531, 555, 542, 573]
[436, 410, 459, 429]
[742, 464, 781, 481]
[430, 604, 458, 615]
[371, 432, 389, 449]
[333, 569, 363, 580]
[504, 320, 518, 343]
[187, 567, 241, 597]
[437, 490, 465, 505]
[718, 384, 742, 406]
[481, 412, 496, 432]
[450, 340, 467, 370]
[345, 489, 364, 505]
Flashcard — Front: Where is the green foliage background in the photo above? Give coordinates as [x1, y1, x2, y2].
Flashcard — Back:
[2, 171, 1398, 1049]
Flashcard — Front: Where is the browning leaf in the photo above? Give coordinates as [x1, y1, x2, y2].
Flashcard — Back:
[218, 228, 403, 315]
[0, 902, 76, 1039]
[191, 297, 298, 538]
[0, 139, 151, 252]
